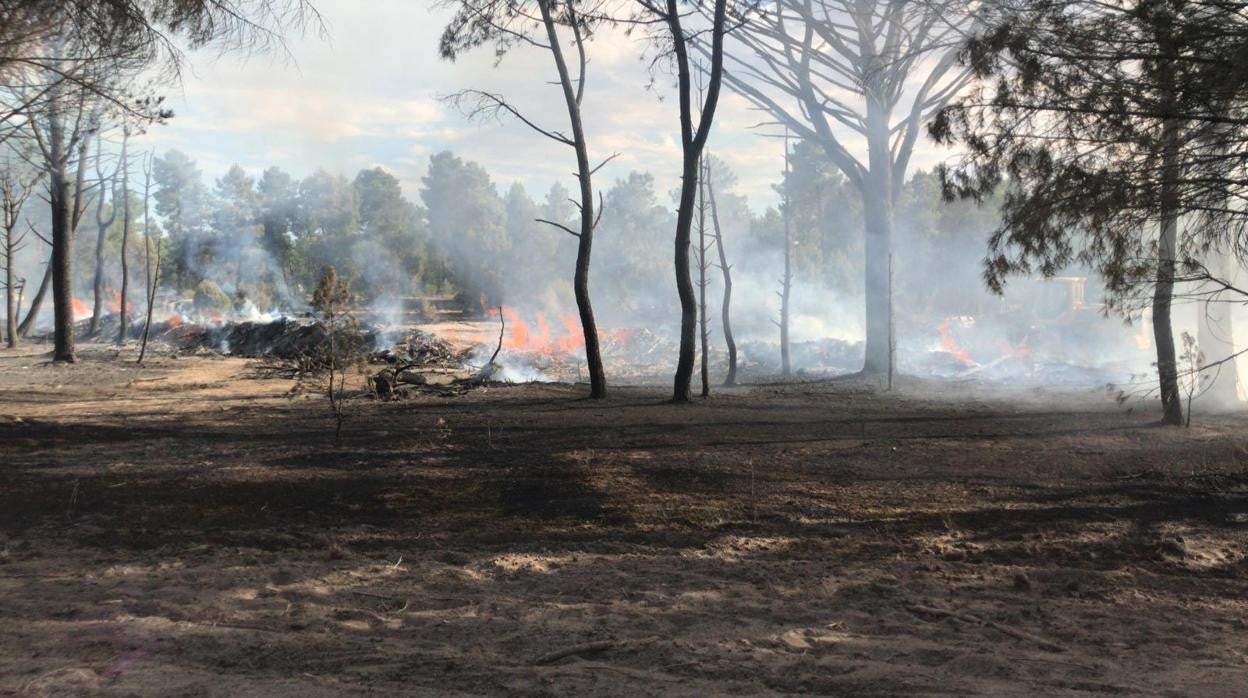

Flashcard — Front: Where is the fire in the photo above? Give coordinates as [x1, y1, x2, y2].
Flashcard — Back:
[557, 314, 584, 352]
[996, 336, 1032, 360]
[166, 314, 183, 328]
[937, 319, 970, 363]
[105, 288, 121, 314]
[491, 306, 586, 354]
[72, 297, 88, 320]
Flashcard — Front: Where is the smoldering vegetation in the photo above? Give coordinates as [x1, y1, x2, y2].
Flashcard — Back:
[6, 140, 1240, 402]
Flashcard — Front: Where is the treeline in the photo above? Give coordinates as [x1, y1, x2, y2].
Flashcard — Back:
[121, 146, 998, 328]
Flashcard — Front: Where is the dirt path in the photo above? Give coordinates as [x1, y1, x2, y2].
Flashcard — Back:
[1, 347, 1246, 695]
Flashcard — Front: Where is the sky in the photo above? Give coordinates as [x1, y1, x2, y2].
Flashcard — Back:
[137, 0, 954, 212]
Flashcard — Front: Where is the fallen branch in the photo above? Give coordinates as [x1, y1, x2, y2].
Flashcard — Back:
[909, 604, 1067, 653]
[533, 639, 616, 665]
[488, 304, 504, 368]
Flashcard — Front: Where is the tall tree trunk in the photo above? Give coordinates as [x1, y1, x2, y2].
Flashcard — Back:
[780, 129, 792, 376]
[668, 0, 726, 402]
[89, 194, 107, 336]
[17, 262, 50, 336]
[861, 95, 895, 379]
[673, 143, 700, 401]
[90, 137, 119, 337]
[706, 160, 736, 385]
[1154, 214, 1181, 425]
[1154, 117, 1182, 425]
[1152, 15, 1182, 426]
[118, 133, 130, 344]
[697, 157, 710, 397]
[4, 222, 14, 348]
[49, 132, 75, 362]
[139, 152, 157, 364]
[537, 0, 605, 398]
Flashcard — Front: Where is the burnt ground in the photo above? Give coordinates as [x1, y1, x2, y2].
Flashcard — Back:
[0, 344, 1246, 696]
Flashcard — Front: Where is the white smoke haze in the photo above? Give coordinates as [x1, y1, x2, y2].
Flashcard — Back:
[5, 135, 1243, 412]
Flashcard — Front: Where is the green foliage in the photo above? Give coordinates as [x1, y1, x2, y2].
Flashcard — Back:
[192, 279, 230, 314]
[421, 150, 508, 307]
[311, 265, 350, 315]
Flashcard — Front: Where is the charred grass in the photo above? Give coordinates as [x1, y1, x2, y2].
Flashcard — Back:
[0, 354, 1246, 695]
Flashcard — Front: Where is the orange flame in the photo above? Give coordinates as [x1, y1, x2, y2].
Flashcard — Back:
[166, 314, 183, 328]
[491, 306, 586, 354]
[72, 297, 88, 320]
[937, 319, 970, 363]
[558, 314, 584, 352]
[996, 336, 1031, 360]
[105, 288, 121, 314]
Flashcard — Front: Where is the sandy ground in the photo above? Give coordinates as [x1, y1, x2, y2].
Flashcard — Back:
[1, 342, 1246, 696]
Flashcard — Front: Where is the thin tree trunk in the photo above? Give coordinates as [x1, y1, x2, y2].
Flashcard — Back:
[90, 137, 118, 337]
[861, 95, 895, 379]
[139, 152, 157, 363]
[668, 0, 727, 402]
[697, 156, 710, 397]
[4, 230, 14, 348]
[537, 0, 606, 399]
[3, 181, 18, 348]
[780, 129, 792, 376]
[117, 132, 130, 344]
[17, 261, 49, 336]
[706, 159, 736, 385]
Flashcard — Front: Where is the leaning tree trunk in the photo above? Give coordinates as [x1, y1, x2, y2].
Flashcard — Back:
[16, 262, 49, 336]
[537, 0, 606, 398]
[706, 161, 736, 385]
[861, 95, 895, 379]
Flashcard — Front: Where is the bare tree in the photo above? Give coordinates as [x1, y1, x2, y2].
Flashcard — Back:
[636, 0, 729, 402]
[117, 127, 132, 344]
[717, 0, 974, 381]
[696, 155, 711, 397]
[705, 156, 736, 385]
[440, 0, 609, 398]
[138, 149, 161, 364]
[90, 135, 122, 336]
[778, 128, 792, 376]
[12, 12, 168, 362]
[1, 161, 38, 347]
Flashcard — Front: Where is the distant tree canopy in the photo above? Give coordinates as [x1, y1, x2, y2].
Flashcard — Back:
[138, 145, 994, 333]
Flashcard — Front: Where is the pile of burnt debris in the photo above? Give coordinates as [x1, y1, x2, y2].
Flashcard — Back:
[138, 317, 465, 369]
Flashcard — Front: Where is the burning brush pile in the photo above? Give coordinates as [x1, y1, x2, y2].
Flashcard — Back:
[148, 316, 467, 370]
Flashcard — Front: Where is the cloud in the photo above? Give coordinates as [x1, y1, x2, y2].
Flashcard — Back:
[143, 0, 955, 213]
